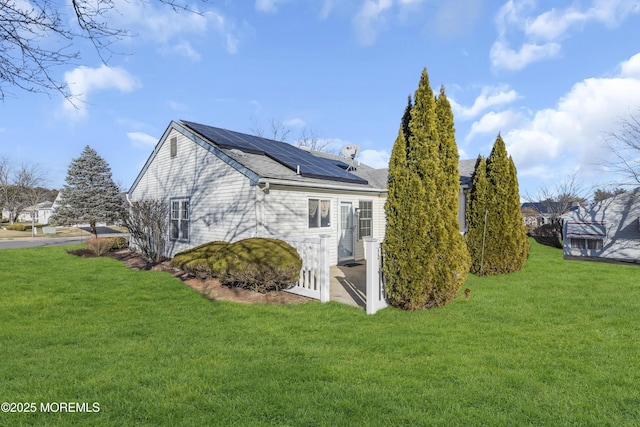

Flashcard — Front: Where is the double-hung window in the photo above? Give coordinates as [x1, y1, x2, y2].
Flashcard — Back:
[309, 199, 331, 228]
[358, 201, 372, 239]
[171, 198, 190, 241]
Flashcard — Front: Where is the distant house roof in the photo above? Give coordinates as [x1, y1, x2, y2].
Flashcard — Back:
[521, 201, 580, 215]
[458, 159, 476, 189]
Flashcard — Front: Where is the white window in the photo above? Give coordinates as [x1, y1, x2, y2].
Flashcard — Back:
[309, 199, 331, 228]
[570, 238, 603, 250]
[358, 200, 372, 239]
[171, 198, 190, 241]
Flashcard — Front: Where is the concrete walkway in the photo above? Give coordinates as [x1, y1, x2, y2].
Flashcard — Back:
[330, 262, 367, 309]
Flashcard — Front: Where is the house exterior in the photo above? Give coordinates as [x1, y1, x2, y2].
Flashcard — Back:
[3, 201, 54, 224]
[562, 187, 640, 263]
[128, 120, 475, 265]
[521, 201, 581, 228]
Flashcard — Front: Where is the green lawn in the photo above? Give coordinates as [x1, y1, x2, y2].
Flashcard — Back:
[1, 241, 639, 426]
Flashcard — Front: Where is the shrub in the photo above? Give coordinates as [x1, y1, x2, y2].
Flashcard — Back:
[6, 224, 27, 231]
[86, 238, 115, 256]
[171, 242, 230, 278]
[170, 238, 302, 293]
[110, 236, 129, 250]
[223, 238, 302, 293]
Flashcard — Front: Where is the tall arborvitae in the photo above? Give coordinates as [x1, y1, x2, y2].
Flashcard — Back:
[433, 85, 471, 301]
[486, 134, 529, 273]
[465, 155, 491, 274]
[383, 68, 469, 310]
[466, 134, 529, 275]
[383, 96, 414, 305]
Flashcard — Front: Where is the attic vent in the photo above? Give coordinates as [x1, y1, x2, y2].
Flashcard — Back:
[170, 137, 177, 158]
[229, 148, 246, 157]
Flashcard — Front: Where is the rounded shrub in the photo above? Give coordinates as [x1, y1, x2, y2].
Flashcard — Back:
[86, 237, 115, 256]
[6, 224, 27, 231]
[110, 236, 129, 250]
[222, 238, 302, 293]
[170, 241, 230, 278]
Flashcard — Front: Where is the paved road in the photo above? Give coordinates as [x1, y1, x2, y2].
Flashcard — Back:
[0, 236, 92, 249]
[0, 227, 128, 250]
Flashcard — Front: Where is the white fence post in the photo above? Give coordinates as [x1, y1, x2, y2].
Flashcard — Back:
[319, 234, 330, 303]
[257, 234, 330, 303]
[365, 237, 387, 314]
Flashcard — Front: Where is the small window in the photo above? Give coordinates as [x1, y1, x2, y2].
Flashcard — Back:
[309, 199, 331, 228]
[170, 137, 177, 158]
[171, 198, 190, 241]
[358, 200, 372, 239]
[570, 238, 603, 250]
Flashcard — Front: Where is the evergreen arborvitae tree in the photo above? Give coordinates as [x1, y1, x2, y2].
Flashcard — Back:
[466, 135, 529, 275]
[51, 146, 123, 236]
[465, 155, 491, 274]
[383, 69, 470, 310]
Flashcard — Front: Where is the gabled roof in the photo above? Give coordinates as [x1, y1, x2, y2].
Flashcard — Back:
[130, 120, 477, 194]
[181, 121, 369, 186]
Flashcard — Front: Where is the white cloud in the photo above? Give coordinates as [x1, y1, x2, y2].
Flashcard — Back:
[283, 118, 307, 128]
[106, 0, 242, 57]
[620, 52, 640, 77]
[352, 0, 393, 45]
[319, 0, 334, 20]
[465, 110, 524, 142]
[358, 149, 390, 168]
[503, 53, 640, 186]
[255, 0, 292, 13]
[450, 85, 521, 120]
[172, 40, 202, 61]
[128, 132, 158, 148]
[491, 0, 640, 71]
[490, 39, 561, 71]
[62, 65, 139, 116]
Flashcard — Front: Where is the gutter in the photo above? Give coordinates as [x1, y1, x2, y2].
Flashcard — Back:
[258, 178, 387, 195]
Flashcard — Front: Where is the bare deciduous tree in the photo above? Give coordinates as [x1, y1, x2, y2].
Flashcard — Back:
[0, 158, 49, 227]
[0, 0, 205, 101]
[602, 109, 640, 185]
[249, 118, 291, 142]
[124, 199, 169, 262]
[15, 162, 48, 235]
[524, 173, 589, 247]
[295, 127, 335, 153]
[250, 118, 336, 153]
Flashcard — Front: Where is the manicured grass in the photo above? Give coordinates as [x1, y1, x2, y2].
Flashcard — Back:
[1, 241, 639, 425]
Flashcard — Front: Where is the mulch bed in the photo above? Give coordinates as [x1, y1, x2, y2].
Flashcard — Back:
[67, 248, 311, 305]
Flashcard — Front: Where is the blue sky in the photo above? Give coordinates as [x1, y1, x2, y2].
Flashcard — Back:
[2, 0, 640, 199]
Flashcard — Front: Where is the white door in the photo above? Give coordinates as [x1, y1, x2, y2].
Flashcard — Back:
[339, 202, 355, 263]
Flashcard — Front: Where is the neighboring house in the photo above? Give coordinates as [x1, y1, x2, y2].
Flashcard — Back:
[3, 201, 54, 224]
[521, 202, 555, 230]
[17, 201, 54, 224]
[562, 187, 640, 263]
[128, 120, 475, 265]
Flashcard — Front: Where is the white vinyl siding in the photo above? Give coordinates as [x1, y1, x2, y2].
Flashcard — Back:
[129, 128, 257, 257]
[260, 187, 385, 265]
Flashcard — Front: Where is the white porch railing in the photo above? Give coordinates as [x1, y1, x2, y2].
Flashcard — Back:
[364, 237, 388, 315]
[259, 234, 330, 303]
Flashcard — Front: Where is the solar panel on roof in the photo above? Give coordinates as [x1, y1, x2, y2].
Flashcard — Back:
[181, 121, 368, 185]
